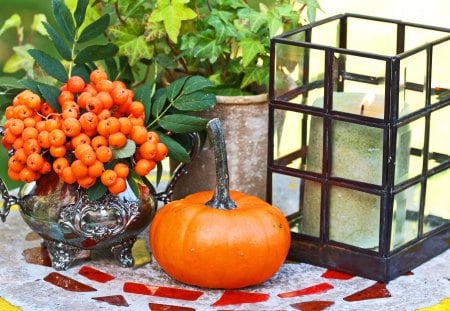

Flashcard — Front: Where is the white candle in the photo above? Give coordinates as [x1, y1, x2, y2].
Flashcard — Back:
[301, 92, 410, 249]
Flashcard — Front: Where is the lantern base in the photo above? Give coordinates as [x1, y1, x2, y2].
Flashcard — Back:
[288, 225, 449, 282]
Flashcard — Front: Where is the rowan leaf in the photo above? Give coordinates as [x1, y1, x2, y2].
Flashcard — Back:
[28, 49, 68, 82]
[52, 0, 76, 41]
[173, 92, 216, 111]
[74, 0, 89, 27]
[78, 14, 110, 43]
[158, 133, 191, 163]
[74, 43, 118, 64]
[42, 22, 72, 60]
[158, 114, 209, 133]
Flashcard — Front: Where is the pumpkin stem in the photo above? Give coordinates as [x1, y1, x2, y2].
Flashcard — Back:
[206, 118, 236, 210]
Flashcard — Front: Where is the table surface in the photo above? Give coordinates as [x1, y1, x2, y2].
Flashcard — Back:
[0, 208, 449, 311]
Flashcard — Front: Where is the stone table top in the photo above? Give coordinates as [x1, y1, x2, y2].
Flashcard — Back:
[0, 209, 449, 311]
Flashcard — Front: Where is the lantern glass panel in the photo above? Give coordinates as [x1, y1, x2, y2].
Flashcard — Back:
[273, 45, 326, 108]
[273, 110, 320, 172]
[431, 41, 450, 105]
[395, 119, 424, 184]
[391, 183, 421, 250]
[399, 51, 427, 117]
[347, 18, 397, 55]
[299, 179, 321, 237]
[310, 20, 339, 46]
[271, 172, 303, 230]
[424, 170, 450, 234]
[405, 26, 449, 51]
[329, 185, 381, 249]
[330, 120, 384, 185]
[429, 106, 450, 170]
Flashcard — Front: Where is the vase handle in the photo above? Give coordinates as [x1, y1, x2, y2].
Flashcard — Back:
[155, 132, 202, 204]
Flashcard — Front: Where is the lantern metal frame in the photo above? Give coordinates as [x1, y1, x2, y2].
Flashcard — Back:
[267, 13, 450, 282]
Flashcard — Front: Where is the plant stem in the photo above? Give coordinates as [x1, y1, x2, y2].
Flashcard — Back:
[206, 118, 236, 210]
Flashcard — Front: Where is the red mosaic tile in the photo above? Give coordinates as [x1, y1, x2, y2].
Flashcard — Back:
[343, 282, 392, 301]
[79, 266, 115, 283]
[211, 290, 270, 307]
[321, 269, 354, 280]
[291, 300, 335, 310]
[278, 282, 334, 298]
[44, 272, 97, 292]
[92, 295, 129, 307]
[123, 282, 203, 301]
[23, 246, 52, 267]
[148, 303, 195, 310]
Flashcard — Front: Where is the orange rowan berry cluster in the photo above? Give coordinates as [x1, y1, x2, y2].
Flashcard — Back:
[2, 69, 168, 195]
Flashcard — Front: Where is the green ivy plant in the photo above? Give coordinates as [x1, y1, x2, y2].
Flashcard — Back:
[99, 0, 321, 96]
[0, 0, 216, 199]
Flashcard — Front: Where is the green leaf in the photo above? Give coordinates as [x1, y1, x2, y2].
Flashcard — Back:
[28, 49, 68, 82]
[148, 0, 197, 43]
[182, 76, 215, 94]
[240, 38, 265, 67]
[74, 0, 89, 28]
[158, 114, 209, 133]
[74, 43, 118, 64]
[78, 14, 110, 43]
[0, 14, 21, 37]
[3, 45, 35, 74]
[173, 92, 216, 111]
[109, 21, 153, 65]
[151, 88, 167, 118]
[127, 170, 144, 198]
[52, 0, 76, 41]
[37, 83, 62, 112]
[241, 65, 269, 90]
[72, 64, 91, 81]
[158, 133, 191, 163]
[31, 14, 48, 36]
[0, 77, 22, 89]
[19, 79, 40, 94]
[104, 58, 118, 80]
[166, 76, 188, 101]
[42, 22, 72, 61]
[112, 139, 136, 159]
[87, 181, 107, 201]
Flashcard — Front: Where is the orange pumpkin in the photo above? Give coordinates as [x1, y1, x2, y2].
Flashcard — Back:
[149, 189, 291, 289]
[149, 118, 291, 289]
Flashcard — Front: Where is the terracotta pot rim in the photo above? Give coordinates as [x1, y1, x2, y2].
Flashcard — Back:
[216, 93, 268, 105]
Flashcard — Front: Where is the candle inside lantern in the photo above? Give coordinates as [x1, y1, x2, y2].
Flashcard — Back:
[301, 92, 411, 249]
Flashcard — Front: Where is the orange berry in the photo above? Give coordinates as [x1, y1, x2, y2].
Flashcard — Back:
[77, 91, 92, 109]
[49, 144, 67, 158]
[83, 83, 98, 96]
[21, 127, 39, 140]
[88, 160, 104, 178]
[26, 153, 45, 172]
[108, 177, 126, 194]
[5, 106, 15, 119]
[71, 133, 91, 149]
[52, 157, 70, 174]
[8, 155, 25, 172]
[74, 143, 93, 160]
[62, 107, 79, 119]
[89, 69, 108, 84]
[96, 91, 113, 109]
[114, 162, 129, 179]
[19, 167, 38, 183]
[13, 104, 33, 119]
[40, 102, 55, 117]
[58, 90, 75, 106]
[108, 131, 127, 149]
[147, 131, 160, 144]
[118, 117, 132, 135]
[62, 117, 82, 137]
[45, 118, 62, 132]
[95, 79, 113, 92]
[67, 76, 86, 93]
[111, 87, 129, 105]
[85, 96, 103, 114]
[134, 158, 156, 176]
[39, 160, 52, 175]
[71, 159, 89, 178]
[7, 168, 21, 181]
[79, 112, 99, 133]
[130, 125, 148, 145]
[154, 142, 169, 161]
[49, 129, 66, 146]
[35, 120, 47, 132]
[37, 131, 51, 149]
[60, 166, 77, 184]
[61, 100, 79, 112]
[128, 101, 145, 117]
[77, 175, 96, 188]
[91, 135, 108, 150]
[100, 169, 117, 187]
[2, 128, 18, 145]
[95, 145, 113, 163]
[23, 117, 37, 128]
[8, 119, 25, 136]
[14, 149, 27, 164]
[78, 148, 97, 166]
[12, 137, 24, 150]
[139, 141, 156, 160]
[23, 138, 41, 155]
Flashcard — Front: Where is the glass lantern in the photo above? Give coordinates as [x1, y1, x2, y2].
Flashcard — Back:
[268, 13, 450, 281]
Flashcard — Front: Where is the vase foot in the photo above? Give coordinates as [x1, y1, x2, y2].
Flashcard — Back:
[45, 240, 83, 271]
[111, 237, 136, 268]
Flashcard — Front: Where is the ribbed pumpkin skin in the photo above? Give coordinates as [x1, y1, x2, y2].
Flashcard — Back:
[149, 190, 291, 289]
